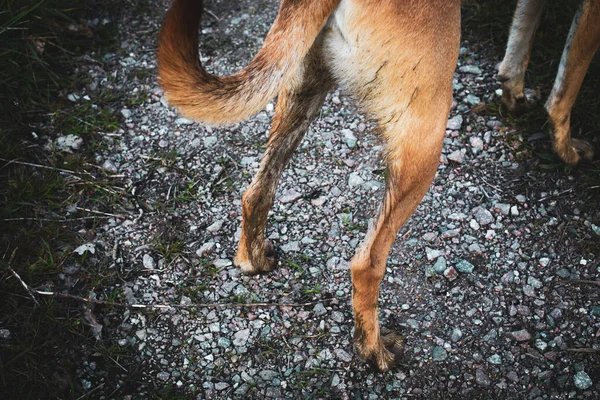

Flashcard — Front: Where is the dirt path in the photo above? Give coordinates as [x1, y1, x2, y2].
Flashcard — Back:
[44, 0, 600, 398]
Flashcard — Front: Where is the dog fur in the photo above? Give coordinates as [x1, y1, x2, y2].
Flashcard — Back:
[498, 0, 600, 165]
[157, 0, 460, 372]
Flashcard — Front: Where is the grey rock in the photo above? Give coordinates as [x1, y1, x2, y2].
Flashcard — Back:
[334, 349, 352, 362]
[447, 149, 465, 163]
[432, 346, 448, 361]
[233, 329, 251, 347]
[574, 371, 593, 389]
[313, 303, 327, 316]
[143, 254, 156, 269]
[455, 259, 474, 274]
[433, 257, 447, 274]
[511, 329, 531, 342]
[459, 65, 482, 75]
[475, 369, 491, 386]
[447, 115, 463, 130]
[348, 172, 364, 187]
[472, 206, 494, 225]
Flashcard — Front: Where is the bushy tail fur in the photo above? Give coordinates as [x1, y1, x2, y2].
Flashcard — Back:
[157, 0, 339, 125]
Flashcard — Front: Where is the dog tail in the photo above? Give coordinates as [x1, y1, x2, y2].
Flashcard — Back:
[157, 0, 339, 125]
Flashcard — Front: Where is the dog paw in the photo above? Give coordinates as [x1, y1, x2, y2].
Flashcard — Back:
[501, 87, 539, 116]
[355, 327, 405, 373]
[557, 138, 595, 165]
[234, 239, 278, 275]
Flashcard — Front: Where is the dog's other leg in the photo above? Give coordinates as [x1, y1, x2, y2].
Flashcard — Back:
[498, 0, 546, 113]
[329, 0, 460, 372]
[234, 45, 332, 274]
[545, 0, 600, 165]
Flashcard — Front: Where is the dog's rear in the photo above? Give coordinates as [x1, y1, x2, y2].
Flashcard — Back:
[158, 0, 460, 372]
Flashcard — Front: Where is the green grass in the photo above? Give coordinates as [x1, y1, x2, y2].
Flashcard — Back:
[0, 0, 149, 398]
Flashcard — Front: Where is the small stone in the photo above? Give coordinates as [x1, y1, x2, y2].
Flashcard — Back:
[433, 257, 447, 274]
[233, 329, 251, 347]
[447, 149, 465, 163]
[535, 339, 548, 352]
[444, 266, 458, 281]
[143, 254, 156, 269]
[468, 243, 482, 255]
[574, 371, 593, 390]
[342, 129, 357, 148]
[279, 189, 302, 203]
[527, 276, 543, 289]
[348, 173, 364, 187]
[196, 242, 215, 257]
[281, 241, 300, 253]
[555, 268, 571, 279]
[157, 371, 170, 381]
[313, 303, 327, 316]
[204, 136, 218, 147]
[215, 382, 229, 391]
[488, 354, 502, 364]
[0, 329, 10, 339]
[190, 138, 202, 148]
[470, 136, 484, 151]
[455, 259, 474, 274]
[102, 160, 118, 173]
[511, 329, 531, 342]
[334, 349, 353, 362]
[475, 369, 491, 386]
[539, 257, 550, 267]
[432, 346, 448, 361]
[510, 205, 519, 216]
[459, 65, 482, 75]
[120, 108, 132, 119]
[448, 212, 468, 221]
[447, 115, 463, 130]
[494, 203, 510, 216]
[213, 259, 232, 268]
[450, 328, 462, 342]
[470, 219, 480, 230]
[426, 247, 443, 261]
[175, 117, 194, 125]
[218, 337, 231, 348]
[515, 194, 526, 203]
[207, 220, 224, 233]
[472, 206, 494, 226]
[135, 329, 147, 340]
[465, 94, 481, 105]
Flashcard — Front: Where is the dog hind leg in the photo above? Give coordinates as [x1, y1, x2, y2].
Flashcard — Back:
[498, 0, 546, 114]
[331, 0, 460, 372]
[234, 43, 333, 274]
[545, 0, 600, 165]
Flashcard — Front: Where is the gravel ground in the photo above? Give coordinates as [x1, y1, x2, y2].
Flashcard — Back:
[57, 0, 600, 398]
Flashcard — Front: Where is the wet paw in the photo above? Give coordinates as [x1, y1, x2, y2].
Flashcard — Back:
[355, 328, 405, 373]
[555, 138, 595, 165]
[501, 87, 539, 116]
[234, 239, 278, 275]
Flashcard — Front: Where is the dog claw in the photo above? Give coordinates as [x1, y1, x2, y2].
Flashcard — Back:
[355, 328, 405, 373]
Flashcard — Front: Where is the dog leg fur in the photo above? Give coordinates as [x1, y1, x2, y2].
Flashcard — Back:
[498, 0, 546, 113]
[325, 0, 460, 372]
[234, 40, 333, 274]
[545, 0, 600, 165]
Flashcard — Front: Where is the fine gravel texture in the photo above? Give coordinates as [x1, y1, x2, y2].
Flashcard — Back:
[61, 0, 600, 398]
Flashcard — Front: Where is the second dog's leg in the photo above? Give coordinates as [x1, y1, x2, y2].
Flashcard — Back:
[545, 0, 600, 165]
[498, 0, 546, 113]
[234, 49, 332, 274]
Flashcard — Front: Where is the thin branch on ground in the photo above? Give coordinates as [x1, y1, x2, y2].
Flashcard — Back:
[5, 249, 39, 307]
[30, 289, 349, 310]
[558, 279, 600, 287]
[566, 348, 600, 353]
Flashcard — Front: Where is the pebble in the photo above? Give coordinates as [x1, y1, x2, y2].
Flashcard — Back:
[573, 371, 593, 389]
[459, 65, 482, 75]
[433, 257, 447, 274]
[143, 254, 156, 269]
[348, 172, 364, 187]
[475, 369, 491, 386]
[334, 349, 353, 362]
[447, 115, 463, 130]
[313, 303, 327, 316]
[472, 206, 494, 225]
[455, 259, 474, 273]
[511, 329, 531, 342]
[432, 346, 448, 361]
[447, 149, 465, 163]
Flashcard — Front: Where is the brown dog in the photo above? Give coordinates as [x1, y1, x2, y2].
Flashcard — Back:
[498, 0, 600, 165]
[158, 0, 460, 372]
